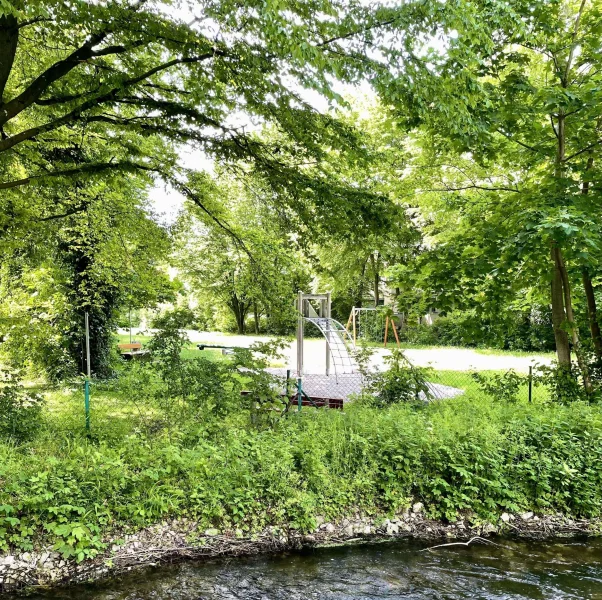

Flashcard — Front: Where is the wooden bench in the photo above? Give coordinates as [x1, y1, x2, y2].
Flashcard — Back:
[117, 342, 150, 361]
[118, 343, 142, 352]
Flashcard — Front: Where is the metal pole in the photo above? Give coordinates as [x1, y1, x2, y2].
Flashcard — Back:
[325, 292, 331, 376]
[84, 312, 91, 432]
[297, 377, 303, 412]
[528, 365, 533, 403]
[296, 291, 304, 412]
[352, 307, 357, 347]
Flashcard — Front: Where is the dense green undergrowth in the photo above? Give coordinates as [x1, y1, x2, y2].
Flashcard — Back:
[1, 386, 602, 562]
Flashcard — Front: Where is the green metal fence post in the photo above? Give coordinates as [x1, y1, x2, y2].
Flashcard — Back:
[297, 377, 302, 412]
[528, 366, 533, 403]
[84, 379, 90, 432]
[85, 312, 91, 433]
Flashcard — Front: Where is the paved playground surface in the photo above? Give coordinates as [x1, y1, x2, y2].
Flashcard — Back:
[121, 328, 553, 374]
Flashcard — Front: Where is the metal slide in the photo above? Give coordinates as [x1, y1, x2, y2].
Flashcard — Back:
[304, 315, 356, 375]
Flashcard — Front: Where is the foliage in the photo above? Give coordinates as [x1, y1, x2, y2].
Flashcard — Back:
[0, 0, 395, 241]
[471, 370, 527, 404]
[0, 179, 172, 380]
[374, 0, 602, 373]
[150, 306, 199, 331]
[0, 369, 44, 442]
[175, 176, 311, 335]
[399, 308, 556, 352]
[4, 379, 602, 558]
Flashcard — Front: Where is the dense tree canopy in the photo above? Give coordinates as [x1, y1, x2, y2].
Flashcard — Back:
[0, 0, 401, 238]
[372, 0, 602, 376]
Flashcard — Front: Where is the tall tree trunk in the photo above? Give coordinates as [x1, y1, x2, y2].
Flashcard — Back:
[369, 253, 380, 307]
[355, 256, 369, 308]
[550, 246, 571, 367]
[580, 156, 602, 361]
[230, 295, 247, 334]
[0, 14, 18, 103]
[554, 245, 593, 393]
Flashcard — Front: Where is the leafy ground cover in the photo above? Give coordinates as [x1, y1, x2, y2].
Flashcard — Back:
[1, 359, 600, 562]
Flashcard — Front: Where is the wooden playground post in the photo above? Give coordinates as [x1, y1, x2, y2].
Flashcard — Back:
[384, 316, 401, 348]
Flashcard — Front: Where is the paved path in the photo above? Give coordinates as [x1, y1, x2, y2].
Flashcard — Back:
[121, 328, 553, 374]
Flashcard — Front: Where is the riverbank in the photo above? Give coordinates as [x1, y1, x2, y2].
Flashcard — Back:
[3, 371, 602, 594]
[2, 508, 601, 593]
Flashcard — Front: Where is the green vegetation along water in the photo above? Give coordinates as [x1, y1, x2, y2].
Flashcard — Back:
[24, 539, 602, 599]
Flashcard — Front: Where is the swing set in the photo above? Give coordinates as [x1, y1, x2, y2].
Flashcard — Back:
[345, 307, 401, 348]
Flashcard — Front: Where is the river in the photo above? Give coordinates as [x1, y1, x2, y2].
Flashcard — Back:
[22, 538, 602, 599]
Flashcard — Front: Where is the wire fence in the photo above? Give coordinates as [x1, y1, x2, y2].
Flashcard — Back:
[45, 357, 553, 442]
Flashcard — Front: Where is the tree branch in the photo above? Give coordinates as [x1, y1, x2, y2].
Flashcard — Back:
[496, 128, 545, 154]
[564, 0, 588, 85]
[17, 17, 50, 29]
[564, 138, 602, 163]
[316, 17, 396, 47]
[38, 206, 87, 221]
[0, 31, 110, 126]
[429, 183, 520, 193]
[0, 160, 157, 189]
[0, 51, 225, 153]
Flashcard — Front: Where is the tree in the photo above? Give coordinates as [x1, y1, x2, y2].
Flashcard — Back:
[0, 172, 171, 378]
[175, 175, 310, 334]
[0, 0, 401, 236]
[375, 0, 602, 376]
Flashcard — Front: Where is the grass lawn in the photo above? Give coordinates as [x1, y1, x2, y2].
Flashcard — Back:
[116, 333, 224, 361]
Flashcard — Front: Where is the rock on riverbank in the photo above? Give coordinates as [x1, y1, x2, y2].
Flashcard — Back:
[1, 507, 600, 593]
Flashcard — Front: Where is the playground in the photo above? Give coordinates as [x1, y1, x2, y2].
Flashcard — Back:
[118, 294, 552, 407]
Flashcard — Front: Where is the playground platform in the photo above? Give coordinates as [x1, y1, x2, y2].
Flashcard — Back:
[266, 369, 464, 404]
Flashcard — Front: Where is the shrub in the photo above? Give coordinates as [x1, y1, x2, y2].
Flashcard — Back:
[357, 348, 432, 406]
[0, 369, 44, 442]
[471, 370, 527, 403]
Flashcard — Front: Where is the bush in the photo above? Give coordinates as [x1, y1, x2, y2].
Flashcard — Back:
[361, 349, 432, 406]
[533, 363, 596, 404]
[399, 307, 556, 351]
[150, 306, 199, 330]
[471, 370, 527, 403]
[0, 369, 44, 442]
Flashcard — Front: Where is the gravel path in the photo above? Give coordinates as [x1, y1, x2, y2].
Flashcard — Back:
[121, 329, 553, 374]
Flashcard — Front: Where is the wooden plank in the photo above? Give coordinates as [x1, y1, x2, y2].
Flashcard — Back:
[118, 343, 142, 350]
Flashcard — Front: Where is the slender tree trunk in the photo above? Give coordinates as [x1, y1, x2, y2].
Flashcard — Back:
[583, 269, 602, 361]
[580, 156, 602, 361]
[551, 246, 571, 367]
[253, 302, 260, 334]
[355, 256, 369, 308]
[550, 45, 592, 391]
[554, 245, 593, 392]
[369, 253, 380, 306]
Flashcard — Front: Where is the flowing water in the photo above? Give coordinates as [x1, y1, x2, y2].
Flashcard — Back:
[23, 538, 602, 599]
